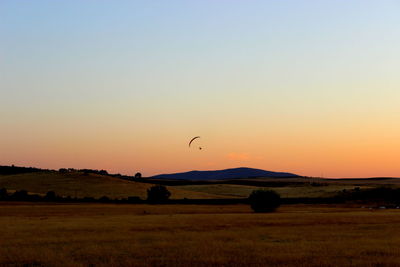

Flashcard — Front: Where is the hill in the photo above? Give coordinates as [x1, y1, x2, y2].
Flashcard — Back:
[0, 165, 44, 175]
[0, 171, 225, 199]
[151, 167, 300, 180]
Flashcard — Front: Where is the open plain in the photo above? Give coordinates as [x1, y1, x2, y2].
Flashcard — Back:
[1, 203, 400, 267]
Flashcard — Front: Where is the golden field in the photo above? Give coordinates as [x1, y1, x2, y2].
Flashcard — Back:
[3, 172, 399, 200]
[173, 177, 400, 199]
[173, 183, 372, 198]
[0, 172, 224, 199]
[1, 203, 400, 267]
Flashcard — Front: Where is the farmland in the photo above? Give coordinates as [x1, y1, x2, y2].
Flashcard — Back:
[2, 171, 400, 266]
[2, 171, 400, 200]
[0, 172, 224, 199]
[1, 203, 400, 266]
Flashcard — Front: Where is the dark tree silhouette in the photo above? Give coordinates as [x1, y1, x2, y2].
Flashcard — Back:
[12, 190, 29, 200]
[59, 168, 68, 173]
[128, 196, 141, 203]
[99, 196, 110, 203]
[45, 191, 57, 201]
[0, 188, 7, 199]
[99, 170, 108, 175]
[248, 190, 281, 213]
[135, 172, 142, 179]
[147, 185, 171, 203]
[0, 166, 42, 175]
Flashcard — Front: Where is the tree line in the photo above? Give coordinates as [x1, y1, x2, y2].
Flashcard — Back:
[0, 186, 281, 212]
[3, 183, 398, 212]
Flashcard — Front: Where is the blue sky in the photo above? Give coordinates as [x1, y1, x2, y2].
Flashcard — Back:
[1, 1, 400, 177]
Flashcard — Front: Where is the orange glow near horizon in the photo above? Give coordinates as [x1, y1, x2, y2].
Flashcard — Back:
[2, 1, 400, 178]
[2, 119, 400, 178]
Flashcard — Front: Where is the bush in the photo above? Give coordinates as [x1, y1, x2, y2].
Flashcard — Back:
[99, 196, 110, 203]
[135, 172, 142, 179]
[82, 197, 95, 202]
[147, 185, 171, 203]
[45, 191, 57, 201]
[0, 188, 7, 199]
[59, 168, 68, 173]
[99, 170, 108, 176]
[248, 190, 281, 213]
[12, 190, 29, 201]
[127, 196, 141, 203]
[339, 187, 400, 204]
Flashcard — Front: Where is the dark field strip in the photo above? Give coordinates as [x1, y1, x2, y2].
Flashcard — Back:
[1, 204, 400, 266]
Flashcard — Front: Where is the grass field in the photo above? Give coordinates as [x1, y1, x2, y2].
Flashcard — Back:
[173, 183, 372, 198]
[2, 172, 398, 201]
[0, 172, 225, 199]
[1, 203, 400, 266]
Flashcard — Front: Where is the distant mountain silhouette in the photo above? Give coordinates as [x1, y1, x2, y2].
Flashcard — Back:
[151, 167, 300, 180]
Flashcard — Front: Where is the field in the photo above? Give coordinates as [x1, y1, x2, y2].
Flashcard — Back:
[173, 183, 372, 198]
[2, 172, 400, 266]
[1, 203, 400, 267]
[3, 172, 400, 201]
[0, 172, 224, 199]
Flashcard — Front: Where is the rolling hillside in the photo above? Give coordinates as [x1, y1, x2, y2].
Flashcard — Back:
[2, 167, 399, 200]
[0, 171, 225, 199]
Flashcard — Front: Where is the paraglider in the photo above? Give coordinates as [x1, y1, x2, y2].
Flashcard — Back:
[189, 136, 200, 147]
[189, 136, 202, 150]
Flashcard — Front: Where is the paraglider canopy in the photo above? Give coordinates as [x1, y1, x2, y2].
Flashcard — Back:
[189, 136, 200, 147]
[189, 136, 203, 150]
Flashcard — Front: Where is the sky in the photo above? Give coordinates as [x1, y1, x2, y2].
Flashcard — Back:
[1, 1, 400, 178]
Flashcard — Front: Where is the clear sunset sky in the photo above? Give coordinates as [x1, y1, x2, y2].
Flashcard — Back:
[1, 1, 400, 177]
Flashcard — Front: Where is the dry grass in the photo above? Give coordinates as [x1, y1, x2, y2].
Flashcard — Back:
[174, 184, 372, 198]
[2, 173, 399, 201]
[0, 172, 224, 199]
[173, 177, 400, 199]
[1, 203, 400, 266]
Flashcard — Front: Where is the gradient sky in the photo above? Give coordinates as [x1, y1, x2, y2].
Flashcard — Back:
[1, 1, 400, 177]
